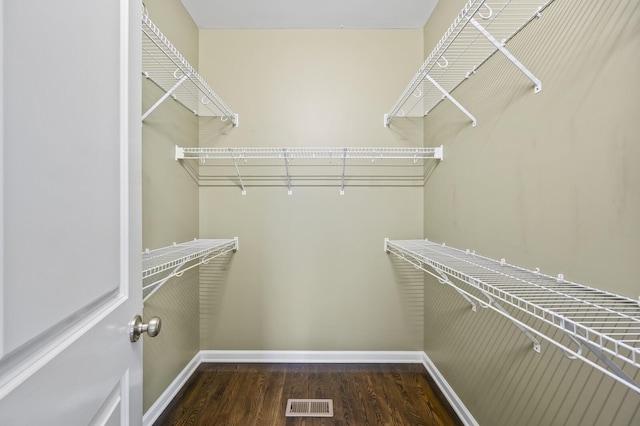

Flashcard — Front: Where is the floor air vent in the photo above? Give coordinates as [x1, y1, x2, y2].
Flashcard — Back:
[285, 399, 334, 417]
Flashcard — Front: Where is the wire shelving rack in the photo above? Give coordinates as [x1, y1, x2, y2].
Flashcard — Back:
[175, 146, 443, 161]
[175, 146, 444, 195]
[142, 238, 238, 302]
[141, 10, 238, 125]
[384, 238, 640, 394]
[384, 0, 554, 127]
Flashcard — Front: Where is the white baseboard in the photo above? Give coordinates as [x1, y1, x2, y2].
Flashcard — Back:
[200, 350, 424, 364]
[142, 352, 202, 426]
[421, 352, 478, 426]
[143, 350, 476, 426]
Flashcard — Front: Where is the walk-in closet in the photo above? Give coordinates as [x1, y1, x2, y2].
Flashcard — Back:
[1, 0, 638, 424]
[137, 0, 640, 424]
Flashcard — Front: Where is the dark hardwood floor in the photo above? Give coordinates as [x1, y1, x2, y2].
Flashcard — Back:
[153, 363, 462, 426]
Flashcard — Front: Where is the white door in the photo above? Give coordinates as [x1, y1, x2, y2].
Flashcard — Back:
[0, 0, 143, 424]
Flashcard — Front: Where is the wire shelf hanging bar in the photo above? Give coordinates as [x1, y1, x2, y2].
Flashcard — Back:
[384, 0, 554, 127]
[141, 10, 238, 125]
[384, 238, 640, 394]
[142, 238, 238, 301]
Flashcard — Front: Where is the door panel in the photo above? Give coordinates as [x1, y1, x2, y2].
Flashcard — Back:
[0, 296, 136, 424]
[89, 377, 127, 426]
[0, 0, 142, 424]
[2, 0, 124, 354]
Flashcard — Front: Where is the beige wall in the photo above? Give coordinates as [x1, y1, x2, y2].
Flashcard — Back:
[421, 0, 640, 424]
[197, 29, 426, 351]
[141, 0, 201, 413]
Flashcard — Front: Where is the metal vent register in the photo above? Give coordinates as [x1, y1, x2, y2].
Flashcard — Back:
[285, 399, 334, 417]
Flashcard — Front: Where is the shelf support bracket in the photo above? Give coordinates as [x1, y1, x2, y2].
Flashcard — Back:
[424, 74, 477, 127]
[340, 148, 347, 195]
[384, 243, 477, 312]
[229, 149, 247, 195]
[283, 148, 292, 195]
[144, 242, 238, 302]
[175, 145, 185, 161]
[469, 17, 542, 93]
[434, 145, 444, 160]
[479, 290, 541, 353]
[431, 266, 477, 312]
[561, 322, 640, 388]
[143, 259, 188, 302]
[142, 73, 190, 121]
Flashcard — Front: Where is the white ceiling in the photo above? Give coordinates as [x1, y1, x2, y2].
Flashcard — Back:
[180, 0, 440, 29]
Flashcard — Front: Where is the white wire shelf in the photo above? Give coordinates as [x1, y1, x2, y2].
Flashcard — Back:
[175, 146, 443, 161]
[141, 10, 238, 125]
[175, 146, 443, 195]
[385, 0, 554, 127]
[142, 238, 238, 301]
[385, 238, 640, 394]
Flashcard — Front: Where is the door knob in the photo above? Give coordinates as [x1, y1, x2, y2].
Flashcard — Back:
[129, 315, 161, 342]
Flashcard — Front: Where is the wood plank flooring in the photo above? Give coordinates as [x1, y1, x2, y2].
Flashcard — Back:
[153, 363, 462, 426]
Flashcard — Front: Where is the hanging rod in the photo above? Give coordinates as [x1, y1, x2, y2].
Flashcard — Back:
[384, 238, 640, 394]
[142, 238, 238, 301]
[141, 10, 238, 125]
[384, 0, 554, 127]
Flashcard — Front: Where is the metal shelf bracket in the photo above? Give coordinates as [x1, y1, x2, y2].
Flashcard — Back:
[559, 320, 639, 388]
[142, 72, 190, 121]
[424, 74, 477, 126]
[143, 258, 188, 302]
[283, 148, 292, 195]
[340, 148, 347, 195]
[434, 145, 444, 160]
[385, 238, 478, 313]
[468, 17, 542, 93]
[432, 266, 478, 312]
[479, 290, 541, 353]
[229, 149, 247, 195]
[175, 145, 185, 161]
